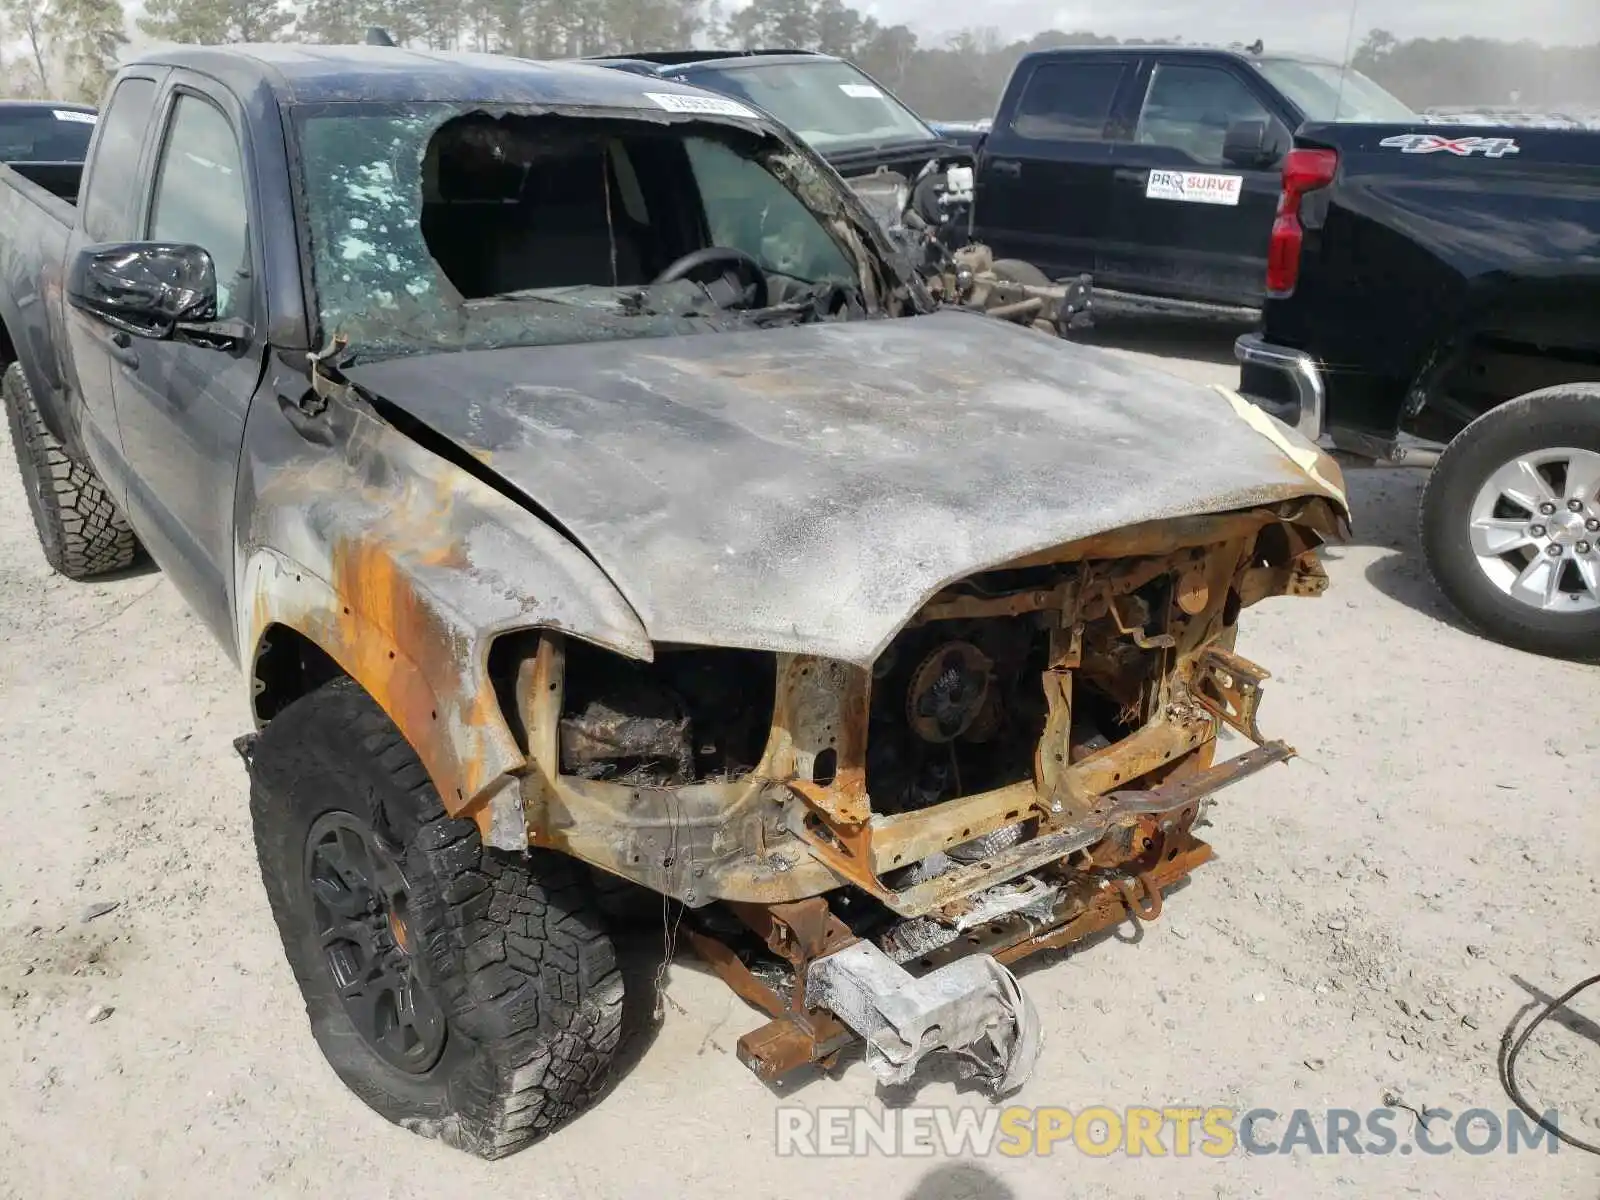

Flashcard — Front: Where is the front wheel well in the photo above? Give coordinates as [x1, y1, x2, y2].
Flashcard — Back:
[251, 623, 347, 724]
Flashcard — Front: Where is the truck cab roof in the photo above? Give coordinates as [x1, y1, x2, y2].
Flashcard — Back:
[1016, 43, 1338, 68]
[123, 43, 745, 111]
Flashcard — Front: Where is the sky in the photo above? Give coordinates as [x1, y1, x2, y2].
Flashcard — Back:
[865, 0, 1600, 58]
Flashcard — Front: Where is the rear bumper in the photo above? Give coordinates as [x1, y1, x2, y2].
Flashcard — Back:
[1234, 333, 1325, 443]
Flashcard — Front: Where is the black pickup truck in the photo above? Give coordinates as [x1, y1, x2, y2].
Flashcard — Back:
[1236, 123, 1600, 658]
[971, 44, 1417, 311]
[0, 42, 1346, 1160]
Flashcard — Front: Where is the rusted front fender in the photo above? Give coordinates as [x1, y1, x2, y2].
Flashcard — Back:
[236, 393, 651, 827]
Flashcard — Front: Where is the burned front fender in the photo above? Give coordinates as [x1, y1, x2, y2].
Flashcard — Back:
[234, 365, 651, 832]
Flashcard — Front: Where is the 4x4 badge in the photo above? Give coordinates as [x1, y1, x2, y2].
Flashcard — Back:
[1379, 133, 1521, 158]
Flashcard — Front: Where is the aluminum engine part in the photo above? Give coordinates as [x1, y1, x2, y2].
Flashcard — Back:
[807, 939, 1041, 1094]
[946, 874, 1060, 932]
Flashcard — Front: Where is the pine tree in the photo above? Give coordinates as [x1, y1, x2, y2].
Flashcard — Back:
[297, 0, 363, 43]
[42, 0, 125, 103]
[0, 0, 55, 94]
[137, 0, 292, 44]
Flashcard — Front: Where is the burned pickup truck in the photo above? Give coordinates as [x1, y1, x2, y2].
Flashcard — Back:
[1, 45, 1346, 1158]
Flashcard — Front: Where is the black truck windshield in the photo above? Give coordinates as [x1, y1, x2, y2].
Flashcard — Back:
[682, 60, 936, 154]
[1252, 60, 1417, 124]
[295, 102, 891, 361]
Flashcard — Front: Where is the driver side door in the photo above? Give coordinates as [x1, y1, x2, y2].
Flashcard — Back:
[1101, 57, 1290, 307]
[110, 77, 268, 647]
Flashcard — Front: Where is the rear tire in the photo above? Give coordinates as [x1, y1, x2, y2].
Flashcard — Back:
[1420, 384, 1600, 659]
[2, 362, 139, 578]
[249, 679, 624, 1158]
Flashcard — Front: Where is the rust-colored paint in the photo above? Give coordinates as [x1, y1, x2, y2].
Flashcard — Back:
[331, 538, 508, 813]
[250, 540, 517, 823]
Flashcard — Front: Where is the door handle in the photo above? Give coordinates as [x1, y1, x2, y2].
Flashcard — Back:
[990, 159, 1022, 178]
[106, 330, 139, 370]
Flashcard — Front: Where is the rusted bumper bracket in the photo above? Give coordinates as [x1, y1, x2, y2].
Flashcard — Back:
[720, 744, 1294, 1085]
[864, 739, 1293, 919]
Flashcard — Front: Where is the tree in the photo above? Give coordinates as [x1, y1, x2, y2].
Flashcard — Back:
[813, 0, 871, 58]
[42, 0, 125, 102]
[856, 22, 917, 90]
[138, 0, 292, 44]
[725, 0, 817, 50]
[1, 0, 55, 94]
[297, 0, 364, 43]
[1353, 28, 1397, 70]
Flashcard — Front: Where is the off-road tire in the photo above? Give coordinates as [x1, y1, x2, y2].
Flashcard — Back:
[2, 362, 139, 578]
[989, 259, 1051, 286]
[588, 866, 672, 929]
[249, 678, 624, 1158]
[1421, 384, 1600, 660]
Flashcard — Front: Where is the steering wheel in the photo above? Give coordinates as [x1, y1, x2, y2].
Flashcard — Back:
[651, 246, 769, 310]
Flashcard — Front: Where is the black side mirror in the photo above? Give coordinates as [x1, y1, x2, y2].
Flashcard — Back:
[67, 242, 217, 340]
[1222, 119, 1279, 169]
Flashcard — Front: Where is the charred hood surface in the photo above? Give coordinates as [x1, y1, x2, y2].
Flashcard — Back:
[343, 310, 1338, 663]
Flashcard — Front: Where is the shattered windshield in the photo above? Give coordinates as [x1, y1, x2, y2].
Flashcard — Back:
[681, 60, 937, 154]
[294, 102, 899, 362]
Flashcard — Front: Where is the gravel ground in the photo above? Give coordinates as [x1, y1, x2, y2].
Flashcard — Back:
[2, 318, 1596, 1198]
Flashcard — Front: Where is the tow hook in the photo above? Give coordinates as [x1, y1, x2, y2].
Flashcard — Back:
[1119, 872, 1164, 921]
[806, 940, 1042, 1095]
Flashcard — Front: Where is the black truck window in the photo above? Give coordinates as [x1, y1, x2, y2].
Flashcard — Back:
[80, 78, 156, 240]
[1011, 62, 1125, 141]
[147, 95, 250, 319]
[1134, 64, 1270, 165]
[0, 108, 94, 162]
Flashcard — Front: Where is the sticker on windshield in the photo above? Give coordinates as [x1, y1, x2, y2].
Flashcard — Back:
[52, 109, 96, 124]
[643, 91, 759, 120]
[1379, 133, 1520, 158]
[1145, 170, 1242, 206]
[839, 83, 883, 99]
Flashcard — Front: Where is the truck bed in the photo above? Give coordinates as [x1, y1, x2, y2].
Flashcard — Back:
[0, 161, 78, 227]
[0, 160, 78, 431]
[6, 160, 84, 205]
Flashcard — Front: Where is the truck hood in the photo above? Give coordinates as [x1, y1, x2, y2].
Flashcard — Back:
[343, 310, 1338, 665]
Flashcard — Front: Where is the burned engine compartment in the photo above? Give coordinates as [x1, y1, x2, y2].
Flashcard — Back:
[497, 498, 1341, 1088]
[548, 558, 1181, 821]
[557, 642, 774, 785]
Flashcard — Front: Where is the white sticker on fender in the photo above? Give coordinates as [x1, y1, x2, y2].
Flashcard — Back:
[644, 91, 759, 120]
[1145, 169, 1243, 206]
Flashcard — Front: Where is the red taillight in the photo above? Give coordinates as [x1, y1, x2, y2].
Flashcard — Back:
[1265, 148, 1338, 295]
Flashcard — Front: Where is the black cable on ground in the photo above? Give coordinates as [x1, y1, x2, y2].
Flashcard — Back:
[1499, 972, 1600, 1155]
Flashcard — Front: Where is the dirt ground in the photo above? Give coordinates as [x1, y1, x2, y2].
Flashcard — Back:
[1, 318, 1596, 1199]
